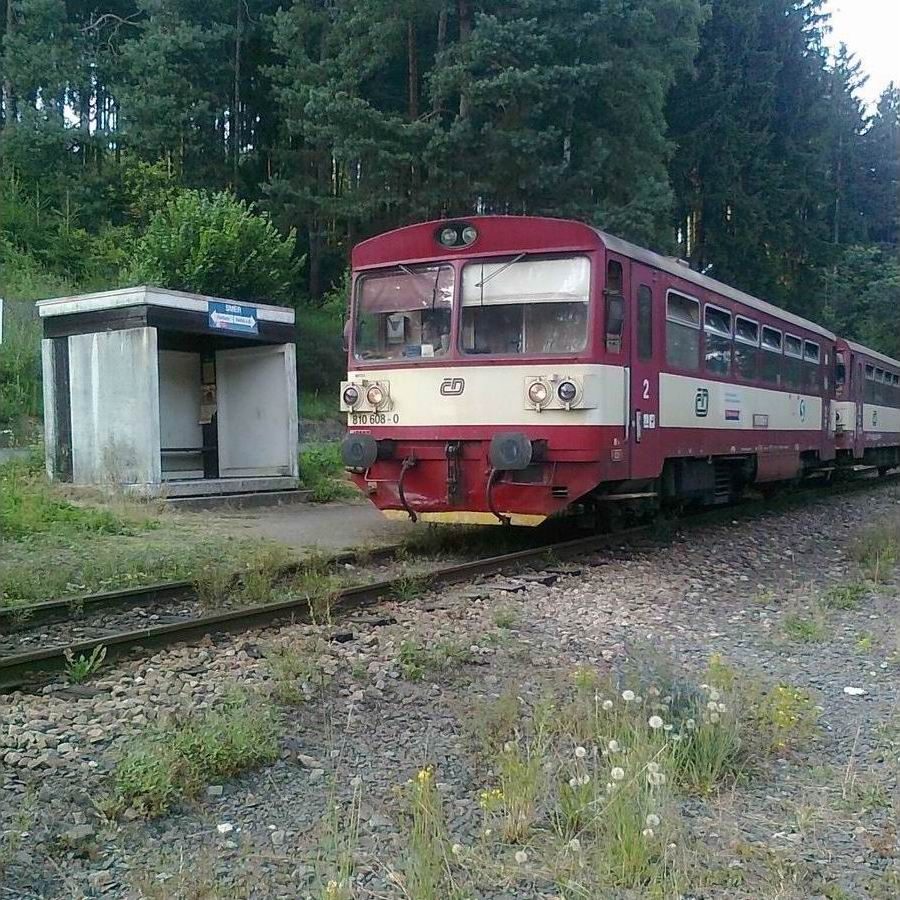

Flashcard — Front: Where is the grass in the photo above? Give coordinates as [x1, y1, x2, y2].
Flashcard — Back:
[437, 654, 821, 896]
[0, 459, 289, 608]
[783, 610, 830, 642]
[109, 691, 278, 817]
[299, 389, 343, 424]
[299, 443, 358, 503]
[398, 637, 474, 681]
[822, 580, 868, 610]
[851, 520, 900, 583]
[265, 639, 331, 704]
[64, 644, 107, 684]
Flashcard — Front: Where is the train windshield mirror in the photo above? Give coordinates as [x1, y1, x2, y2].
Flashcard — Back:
[355, 264, 454, 361]
[460, 255, 589, 356]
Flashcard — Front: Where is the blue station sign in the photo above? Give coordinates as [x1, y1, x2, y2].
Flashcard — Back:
[208, 301, 259, 334]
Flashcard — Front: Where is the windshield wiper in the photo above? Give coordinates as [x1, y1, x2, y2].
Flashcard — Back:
[399, 263, 444, 309]
[475, 252, 527, 289]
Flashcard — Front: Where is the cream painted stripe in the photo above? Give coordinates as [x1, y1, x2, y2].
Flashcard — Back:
[345, 364, 627, 427]
[659, 373, 822, 431]
[862, 404, 900, 434]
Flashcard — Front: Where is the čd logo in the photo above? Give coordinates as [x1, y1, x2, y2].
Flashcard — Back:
[440, 377, 465, 396]
[695, 388, 710, 417]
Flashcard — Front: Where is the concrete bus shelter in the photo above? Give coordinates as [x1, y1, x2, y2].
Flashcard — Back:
[37, 286, 299, 498]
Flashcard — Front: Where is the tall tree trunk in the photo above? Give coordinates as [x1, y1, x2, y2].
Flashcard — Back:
[407, 19, 419, 120]
[2, 0, 16, 128]
[232, 0, 243, 186]
[432, 6, 448, 115]
[458, 0, 472, 119]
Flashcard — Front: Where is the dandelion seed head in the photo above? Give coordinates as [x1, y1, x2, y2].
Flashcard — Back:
[514, 850, 528, 865]
[648, 715, 664, 729]
[647, 761, 660, 773]
[574, 745, 587, 759]
[622, 689, 635, 702]
[646, 813, 661, 827]
[602, 699, 614, 710]
[607, 739, 621, 753]
[611, 766, 625, 781]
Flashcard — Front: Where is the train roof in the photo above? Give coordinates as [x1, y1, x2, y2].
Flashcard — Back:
[843, 339, 900, 370]
[596, 230, 835, 341]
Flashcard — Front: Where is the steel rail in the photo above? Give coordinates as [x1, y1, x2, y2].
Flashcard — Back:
[0, 529, 648, 691]
[2, 470, 897, 691]
[0, 545, 401, 632]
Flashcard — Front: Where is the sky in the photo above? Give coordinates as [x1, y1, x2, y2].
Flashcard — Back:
[826, 0, 900, 109]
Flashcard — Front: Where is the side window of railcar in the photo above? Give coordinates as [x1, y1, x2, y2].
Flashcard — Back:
[704, 305, 732, 376]
[876, 368, 886, 405]
[665, 291, 700, 371]
[865, 364, 876, 404]
[734, 316, 760, 381]
[605, 260, 626, 353]
[761, 326, 782, 384]
[637, 284, 653, 361]
[803, 341, 821, 392]
[783, 335, 803, 390]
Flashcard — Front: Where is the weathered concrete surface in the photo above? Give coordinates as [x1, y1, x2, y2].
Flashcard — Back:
[176, 499, 415, 553]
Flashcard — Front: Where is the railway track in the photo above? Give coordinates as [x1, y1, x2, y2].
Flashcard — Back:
[2, 470, 897, 692]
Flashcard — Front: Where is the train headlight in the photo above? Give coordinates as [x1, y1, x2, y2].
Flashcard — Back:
[366, 384, 386, 408]
[342, 385, 361, 408]
[461, 225, 478, 245]
[527, 381, 550, 407]
[557, 381, 578, 403]
[439, 227, 458, 247]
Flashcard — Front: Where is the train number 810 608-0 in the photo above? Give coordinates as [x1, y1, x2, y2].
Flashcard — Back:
[350, 413, 400, 425]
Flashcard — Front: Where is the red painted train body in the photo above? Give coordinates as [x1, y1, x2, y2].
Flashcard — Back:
[339, 216, 900, 525]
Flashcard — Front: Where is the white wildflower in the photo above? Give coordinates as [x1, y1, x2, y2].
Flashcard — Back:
[647, 761, 660, 774]
[709, 712, 720, 723]
[709, 688, 721, 702]
[648, 715, 664, 729]
[608, 739, 621, 753]
[602, 699, 614, 710]
[611, 766, 625, 781]
[717, 702, 727, 713]
[686, 718, 696, 730]
[646, 813, 661, 827]
[642, 828, 655, 837]
[574, 746, 587, 759]
[514, 850, 528, 865]
[216, 823, 234, 834]
[622, 689, 635, 702]
[647, 771, 667, 787]
[707, 700, 719, 711]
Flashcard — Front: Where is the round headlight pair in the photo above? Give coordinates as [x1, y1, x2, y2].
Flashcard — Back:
[343, 384, 386, 408]
[437, 224, 478, 248]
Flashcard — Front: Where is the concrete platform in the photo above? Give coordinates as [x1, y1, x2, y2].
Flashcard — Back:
[175, 499, 417, 554]
[161, 476, 300, 498]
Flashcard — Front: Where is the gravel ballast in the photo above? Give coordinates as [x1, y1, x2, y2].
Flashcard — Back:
[1, 484, 899, 898]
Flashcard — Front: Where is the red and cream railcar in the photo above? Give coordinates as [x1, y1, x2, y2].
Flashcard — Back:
[339, 216, 837, 525]
[834, 339, 900, 471]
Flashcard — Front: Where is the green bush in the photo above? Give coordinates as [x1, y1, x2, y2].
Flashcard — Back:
[128, 190, 300, 303]
[299, 442, 356, 502]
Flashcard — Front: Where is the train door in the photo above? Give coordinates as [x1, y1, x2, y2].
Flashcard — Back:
[628, 265, 661, 480]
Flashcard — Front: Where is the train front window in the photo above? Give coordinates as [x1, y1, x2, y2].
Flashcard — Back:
[354, 265, 454, 361]
[460, 256, 590, 356]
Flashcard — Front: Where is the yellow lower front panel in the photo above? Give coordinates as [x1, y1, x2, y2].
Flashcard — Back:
[381, 509, 546, 527]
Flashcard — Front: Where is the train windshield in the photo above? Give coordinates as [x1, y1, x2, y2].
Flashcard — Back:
[354, 264, 454, 361]
[460, 255, 590, 356]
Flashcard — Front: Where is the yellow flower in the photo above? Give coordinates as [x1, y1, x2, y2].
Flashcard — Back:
[416, 766, 434, 785]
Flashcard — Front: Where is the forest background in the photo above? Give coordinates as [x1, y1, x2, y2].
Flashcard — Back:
[0, 0, 897, 440]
